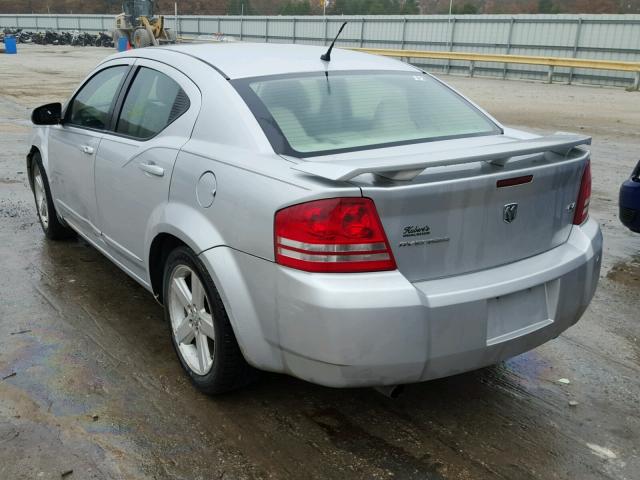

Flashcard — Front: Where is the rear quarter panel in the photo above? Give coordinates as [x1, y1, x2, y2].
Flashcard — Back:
[168, 141, 360, 259]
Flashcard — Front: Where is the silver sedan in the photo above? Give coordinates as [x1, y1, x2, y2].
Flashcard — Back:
[27, 43, 602, 394]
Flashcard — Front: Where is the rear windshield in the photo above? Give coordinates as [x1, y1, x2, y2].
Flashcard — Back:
[233, 70, 501, 157]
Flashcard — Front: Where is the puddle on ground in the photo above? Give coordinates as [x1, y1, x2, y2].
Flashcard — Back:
[309, 407, 444, 479]
[606, 254, 640, 288]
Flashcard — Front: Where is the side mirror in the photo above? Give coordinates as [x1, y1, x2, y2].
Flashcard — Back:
[32, 103, 62, 125]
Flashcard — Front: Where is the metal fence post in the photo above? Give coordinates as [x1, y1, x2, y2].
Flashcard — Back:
[265, 17, 269, 43]
[35, 15, 38, 31]
[633, 71, 640, 91]
[197, 17, 201, 35]
[503, 17, 515, 80]
[55, 15, 59, 31]
[292, 17, 296, 44]
[360, 18, 365, 48]
[445, 17, 457, 75]
[469, 61, 475, 77]
[401, 17, 407, 50]
[77, 16, 81, 31]
[324, 17, 328, 46]
[568, 17, 583, 85]
[547, 65, 554, 84]
[217, 17, 221, 34]
[240, 15, 243, 41]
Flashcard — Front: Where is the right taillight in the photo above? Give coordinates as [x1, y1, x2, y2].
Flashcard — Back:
[573, 161, 591, 225]
[274, 197, 396, 273]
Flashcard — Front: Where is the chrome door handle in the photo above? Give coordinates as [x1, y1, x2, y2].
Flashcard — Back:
[80, 145, 95, 155]
[139, 163, 165, 177]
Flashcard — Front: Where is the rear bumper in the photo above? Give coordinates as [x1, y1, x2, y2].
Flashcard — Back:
[200, 219, 602, 388]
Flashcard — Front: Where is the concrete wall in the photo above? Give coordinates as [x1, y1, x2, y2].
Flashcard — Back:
[2, 14, 639, 87]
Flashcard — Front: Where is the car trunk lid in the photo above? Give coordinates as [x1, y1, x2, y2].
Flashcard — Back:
[290, 133, 591, 282]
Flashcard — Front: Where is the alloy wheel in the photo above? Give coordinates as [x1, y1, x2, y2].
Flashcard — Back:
[168, 265, 215, 375]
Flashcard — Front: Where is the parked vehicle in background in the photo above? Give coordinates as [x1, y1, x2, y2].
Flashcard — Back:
[113, 0, 176, 48]
[26, 43, 602, 395]
[619, 160, 640, 233]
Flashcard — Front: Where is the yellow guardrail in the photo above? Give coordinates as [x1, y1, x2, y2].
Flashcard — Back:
[350, 47, 640, 90]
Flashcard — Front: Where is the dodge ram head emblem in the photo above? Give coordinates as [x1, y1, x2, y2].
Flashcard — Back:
[503, 203, 518, 223]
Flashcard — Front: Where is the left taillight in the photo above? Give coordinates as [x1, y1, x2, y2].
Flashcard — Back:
[573, 161, 592, 225]
[274, 197, 396, 273]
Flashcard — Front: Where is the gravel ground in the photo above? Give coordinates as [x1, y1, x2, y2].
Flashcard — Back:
[0, 45, 639, 480]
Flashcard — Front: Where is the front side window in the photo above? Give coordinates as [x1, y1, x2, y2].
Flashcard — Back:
[116, 67, 190, 140]
[67, 66, 128, 130]
[235, 71, 501, 157]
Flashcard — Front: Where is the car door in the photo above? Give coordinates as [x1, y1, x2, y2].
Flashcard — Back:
[94, 60, 200, 280]
[47, 62, 133, 239]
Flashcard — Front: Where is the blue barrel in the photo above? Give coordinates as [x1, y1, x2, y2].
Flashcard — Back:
[4, 35, 17, 54]
[117, 36, 128, 52]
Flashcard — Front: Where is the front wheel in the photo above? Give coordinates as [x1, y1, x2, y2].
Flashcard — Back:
[165, 28, 177, 44]
[163, 247, 254, 394]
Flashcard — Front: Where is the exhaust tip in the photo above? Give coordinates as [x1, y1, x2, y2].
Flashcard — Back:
[374, 384, 404, 399]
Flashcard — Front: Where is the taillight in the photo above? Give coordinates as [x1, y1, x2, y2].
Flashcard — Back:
[274, 197, 396, 273]
[573, 161, 591, 225]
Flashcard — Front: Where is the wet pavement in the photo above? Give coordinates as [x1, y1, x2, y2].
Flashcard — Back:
[1, 46, 639, 480]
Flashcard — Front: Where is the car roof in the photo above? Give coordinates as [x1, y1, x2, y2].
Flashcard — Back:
[127, 42, 417, 79]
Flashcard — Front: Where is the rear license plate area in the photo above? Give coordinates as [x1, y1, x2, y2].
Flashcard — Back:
[486, 285, 552, 346]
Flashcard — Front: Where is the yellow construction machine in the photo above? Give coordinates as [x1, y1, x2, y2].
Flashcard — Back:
[113, 0, 176, 48]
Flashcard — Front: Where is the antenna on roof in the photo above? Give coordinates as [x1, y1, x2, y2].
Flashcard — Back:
[320, 22, 348, 62]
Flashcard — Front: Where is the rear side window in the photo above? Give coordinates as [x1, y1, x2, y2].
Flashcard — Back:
[67, 66, 128, 130]
[116, 67, 190, 140]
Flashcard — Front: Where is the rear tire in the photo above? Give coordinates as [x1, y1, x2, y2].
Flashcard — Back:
[163, 246, 254, 395]
[31, 152, 75, 240]
[132, 28, 153, 48]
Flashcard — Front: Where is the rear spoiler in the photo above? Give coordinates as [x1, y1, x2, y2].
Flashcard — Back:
[291, 133, 591, 181]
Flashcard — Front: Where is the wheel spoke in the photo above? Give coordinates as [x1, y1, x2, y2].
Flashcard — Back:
[172, 276, 192, 309]
[199, 312, 215, 339]
[169, 265, 215, 376]
[196, 332, 211, 372]
[39, 197, 47, 217]
[174, 316, 195, 345]
[191, 274, 205, 310]
[35, 174, 43, 191]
